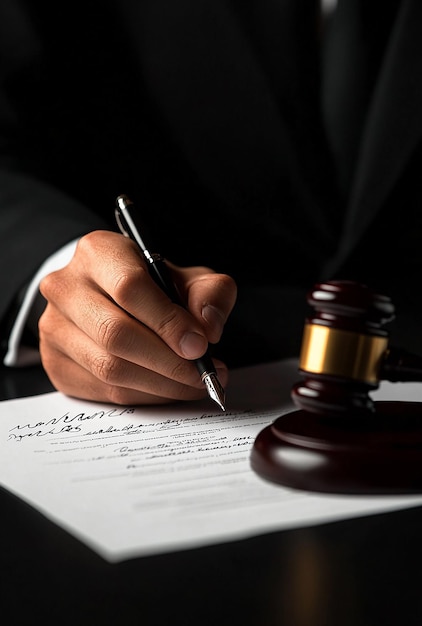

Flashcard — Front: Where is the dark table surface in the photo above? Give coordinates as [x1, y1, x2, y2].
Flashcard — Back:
[2, 364, 422, 626]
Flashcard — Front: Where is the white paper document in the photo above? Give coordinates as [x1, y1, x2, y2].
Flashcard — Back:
[1, 359, 422, 563]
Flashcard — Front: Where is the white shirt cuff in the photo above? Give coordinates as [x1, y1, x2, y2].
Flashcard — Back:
[4, 239, 79, 367]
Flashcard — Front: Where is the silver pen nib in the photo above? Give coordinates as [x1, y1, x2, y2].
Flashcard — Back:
[202, 372, 226, 411]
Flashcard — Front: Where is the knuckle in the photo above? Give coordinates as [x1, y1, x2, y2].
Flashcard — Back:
[112, 266, 148, 307]
[39, 271, 61, 300]
[154, 307, 199, 351]
[91, 352, 122, 385]
[38, 307, 59, 341]
[215, 272, 237, 296]
[154, 308, 180, 337]
[95, 315, 127, 353]
[39, 344, 54, 372]
[75, 230, 100, 255]
[37, 310, 48, 335]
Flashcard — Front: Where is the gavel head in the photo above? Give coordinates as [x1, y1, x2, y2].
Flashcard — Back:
[291, 280, 396, 417]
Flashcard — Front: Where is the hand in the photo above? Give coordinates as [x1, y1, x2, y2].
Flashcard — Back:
[39, 230, 237, 405]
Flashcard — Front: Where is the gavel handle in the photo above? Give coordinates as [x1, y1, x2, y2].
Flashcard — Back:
[382, 346, 422, 382]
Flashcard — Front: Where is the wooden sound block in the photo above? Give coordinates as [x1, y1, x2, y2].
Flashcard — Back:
[250, 401, 422, 494]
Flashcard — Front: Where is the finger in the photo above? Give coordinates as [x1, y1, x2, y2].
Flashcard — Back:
[39, 300, 224, 391]
[174, 266, 237, 344]
[41, 351, 194, 406]
[39, 319, 220, 406]
[57, 231, 211, 360]
[40, 273, 217, 387]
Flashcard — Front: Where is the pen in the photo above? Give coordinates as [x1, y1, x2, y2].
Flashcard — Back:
[115, 194, 226, 411]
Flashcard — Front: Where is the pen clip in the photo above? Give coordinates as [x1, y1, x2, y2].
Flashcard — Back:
[115, 207, 130, 239]
[115, 195, 151, 258]
[115, 195, 162, 268]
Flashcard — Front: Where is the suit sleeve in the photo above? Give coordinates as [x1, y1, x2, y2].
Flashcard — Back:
[0, 168, 108, 328]
[0, 4, 110, 339]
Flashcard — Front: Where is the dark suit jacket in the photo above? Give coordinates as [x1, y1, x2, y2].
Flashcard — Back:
[1, 0, 422, 364]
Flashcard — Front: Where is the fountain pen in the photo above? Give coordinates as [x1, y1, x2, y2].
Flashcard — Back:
[115, 194, 226, 411]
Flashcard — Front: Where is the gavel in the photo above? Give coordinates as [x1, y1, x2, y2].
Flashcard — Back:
[291, 280, 422, 417]
[251, 280, 422, 494]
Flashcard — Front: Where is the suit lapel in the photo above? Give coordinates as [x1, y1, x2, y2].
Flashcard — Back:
[336, 0, 422, 263]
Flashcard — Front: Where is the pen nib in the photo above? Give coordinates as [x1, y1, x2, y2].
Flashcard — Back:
[202, 373, 226, 411]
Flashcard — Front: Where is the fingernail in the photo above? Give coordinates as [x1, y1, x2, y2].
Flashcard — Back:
[180, 332, 208, 359]
[202, 305, 225, 337]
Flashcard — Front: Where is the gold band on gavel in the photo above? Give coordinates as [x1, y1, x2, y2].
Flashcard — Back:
[299, 323, 388, 384]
